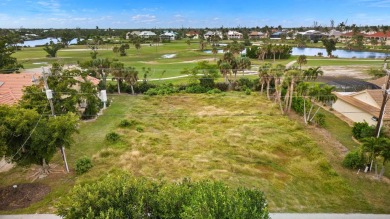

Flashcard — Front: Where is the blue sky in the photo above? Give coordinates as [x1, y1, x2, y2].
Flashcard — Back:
[0, 0, 390, 28]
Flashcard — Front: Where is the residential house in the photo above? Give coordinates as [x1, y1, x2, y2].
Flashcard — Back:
[328, 29, 343, 39]
[296, 30, 326, 41]
[160, 31, 177, 41]
[138, 31, 157, 39]
[204, 31, 223, 40]
[332, 89, 390, 126]
[249, 31, 265, 39]
[227, 30, 243, 40]
[365, 32, 390, 45]
[126, 31, 141, 39]
[0, 73, 39, 105]
[186, 30, 199, 39]
[339, 31, 368, 43]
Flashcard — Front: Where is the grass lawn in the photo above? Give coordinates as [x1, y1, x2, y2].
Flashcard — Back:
[2, 92, 389, 214]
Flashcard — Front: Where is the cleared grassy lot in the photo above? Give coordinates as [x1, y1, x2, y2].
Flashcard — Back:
[1, 93, 389, 214]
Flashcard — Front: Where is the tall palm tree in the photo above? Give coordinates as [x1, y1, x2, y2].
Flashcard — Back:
[303, 67, 323, 80]
[110, 62, 125, 94]
[217, 60, 232, 84]
[271, 45, 277, 62]
[297, 55, 307, 71]
[123, 67, 139, 95]
[258, 63, 272, 95]
[361, 137, 386, 175]
[212, 46, 218, 61]
[284, 69, 301, 113]
[92, 58, 112, 89]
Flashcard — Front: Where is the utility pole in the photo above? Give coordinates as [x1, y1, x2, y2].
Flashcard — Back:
[41, 67, 70, 173]
[374, 63, 390, 138]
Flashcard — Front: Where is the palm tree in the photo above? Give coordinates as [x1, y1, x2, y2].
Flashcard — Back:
[258, 63, 272, 95]
[110, 62, 125, 94]
[297, 55, 307, 72]
[217, 61, 232, 84]
[92, 58, 112, 89]
[303, 67, 323, 80]
[284, 69, 301, 113]
[271, 45, 277, 62]
[361, 137, 386, 175]
[123, 67, 139, 95]
[379, 143, 390, 178]
[212, 46, 218, 61]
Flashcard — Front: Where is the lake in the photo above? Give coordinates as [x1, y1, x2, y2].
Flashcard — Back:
[17, 38, 78, 47]
[204, 47, 389, 59]
[292, 47, 389, 59]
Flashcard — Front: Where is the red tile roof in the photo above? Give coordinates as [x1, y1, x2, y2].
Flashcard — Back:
[0, 73, 39, 105]
[366, 32, 390, 38]
[74, 75, 100, 86]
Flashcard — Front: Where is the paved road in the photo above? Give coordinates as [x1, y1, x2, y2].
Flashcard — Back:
[1, 213, 389, 219]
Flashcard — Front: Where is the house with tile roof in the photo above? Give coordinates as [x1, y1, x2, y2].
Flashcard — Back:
[332, 89, 389, 126]
[365, 32, 390, 45]
[0, 73, 39, 105]
[227, 30, 243, 40]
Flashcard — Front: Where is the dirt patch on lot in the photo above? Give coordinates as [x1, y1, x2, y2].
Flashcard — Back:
[0, 183, 50, 210]
[320, 65, 371, 79]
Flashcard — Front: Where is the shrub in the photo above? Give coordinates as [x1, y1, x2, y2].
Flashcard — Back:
[291, 97, 312, 115]
[352, 122, 375, 139]
[238, 77, 254, 91]
[105, 132, 120, 143]
[342, 150, 365, 169]
[207, 88, 222, 94]
[134, 82, 157, 94]
[145, 84, 178, 96]
[57, 171, 270, 219]
[199, 77, 215, 88]
[119, 119, 138, 128]
[75, 157, 93, 175]
[185, 84, 208, 93]
[135, 126, 144, 132]
[245, 88, 252, 95]
[314, 112, 326, 127]
[215, 82, 229, 92]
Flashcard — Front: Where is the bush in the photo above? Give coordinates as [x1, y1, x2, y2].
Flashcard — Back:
[215, 82, 229, 92]
[314, 112, 326, 127]
[342, 150, 365, 169]
[352, 122, 375, 139]
[75, 157, 93, 175]
[135, 126, 144, 132]
[237, 77, 254, 91]
[291, 97, 312, 115]
[207, 88, 222, 94]
[134, 82, 157, 94]
[105, 132, 120, 143]
[57, 171, 270, 219]
[245, 88, 252, 95]
[119, 119, 138, 128]
[185, 84, 208, 93]
[199, 77, 215, 88]
[145, 84, 178, 96]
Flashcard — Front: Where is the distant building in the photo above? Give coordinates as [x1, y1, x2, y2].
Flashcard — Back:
[296, 30, 326, 41]
[186, 30, 199, 39]
[328, 29, 343, 39]
[126, 31, 141, 39]
[249, 31, 265, 39]
[365, 32, 390, 45]
[138, 31, 157, 39]
[204, 31, 223, 40]
[227, 30, 243, 40]
[160, 31, 177, 41]
[270, 31, 286, 39]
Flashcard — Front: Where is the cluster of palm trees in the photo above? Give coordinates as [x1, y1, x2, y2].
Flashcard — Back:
[258, 57, 335, 117]
[257, 44, 292, 61]
[217, 51, 251, 84]
[360, 137, 390, 179]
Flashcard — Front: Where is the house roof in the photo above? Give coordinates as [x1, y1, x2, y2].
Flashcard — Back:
[369, 76, 387, 88]
[341, 32, 368, 37]
[249, 31, 264, 36]
[0, 73, 39, 105]
[186, 30, 199, 35]
[334, 89, 390, 120]
[74, 75, 100, 86]
[366, 32, 390, 38]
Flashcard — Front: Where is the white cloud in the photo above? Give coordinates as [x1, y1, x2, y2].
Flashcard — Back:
[131, 14, 157, 23]
[355, 0, 390, 7]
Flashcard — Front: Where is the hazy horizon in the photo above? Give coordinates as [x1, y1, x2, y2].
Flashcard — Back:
[1, 0, 390, 29]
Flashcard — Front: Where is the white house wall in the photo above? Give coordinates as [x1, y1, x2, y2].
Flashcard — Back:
[333, 99, 376, 126]
[353, 92, 380, 108]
